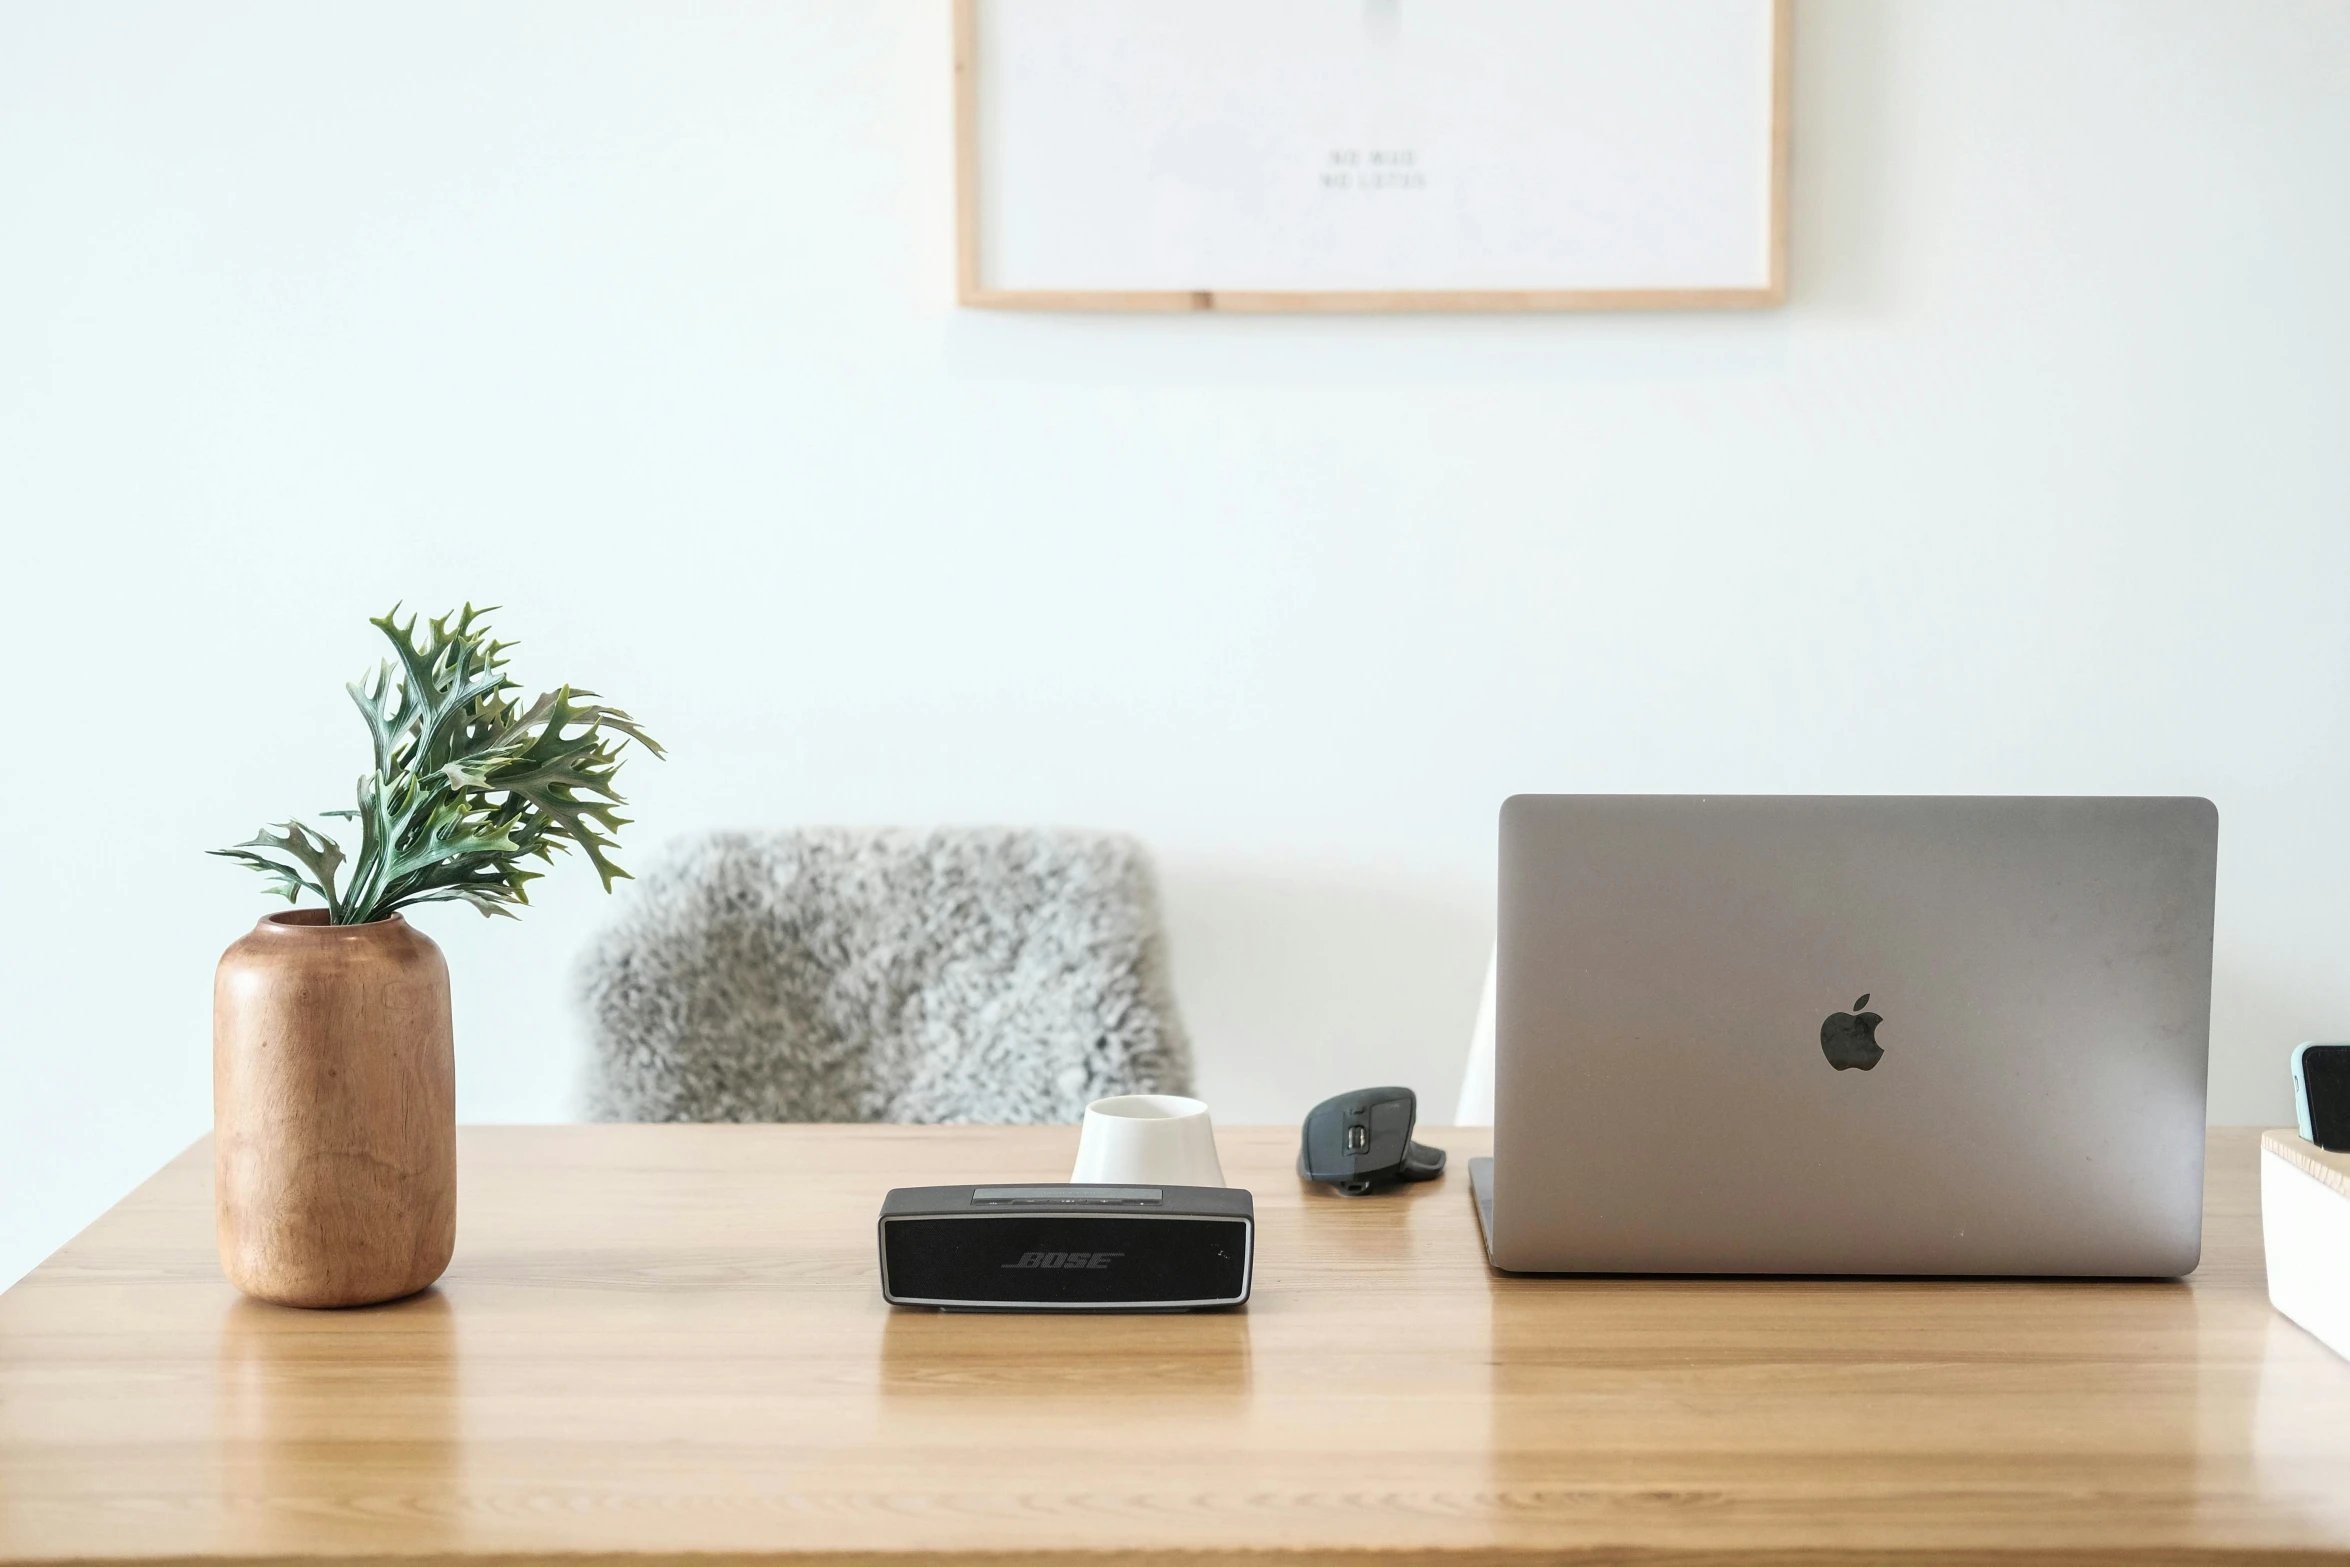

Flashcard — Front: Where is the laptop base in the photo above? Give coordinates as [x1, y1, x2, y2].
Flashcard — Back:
[1469, 1156, 1497, 1260]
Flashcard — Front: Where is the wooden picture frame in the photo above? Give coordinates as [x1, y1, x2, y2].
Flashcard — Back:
[955, 0, 1791, 314]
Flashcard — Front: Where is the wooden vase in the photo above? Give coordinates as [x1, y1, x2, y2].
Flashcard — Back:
[213, 909, 456, 1307]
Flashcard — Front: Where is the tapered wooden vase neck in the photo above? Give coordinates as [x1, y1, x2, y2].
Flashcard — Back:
[213, 908, 456, 1307]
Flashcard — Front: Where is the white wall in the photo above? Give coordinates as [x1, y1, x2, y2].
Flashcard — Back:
[4, 1, 2348, 1289]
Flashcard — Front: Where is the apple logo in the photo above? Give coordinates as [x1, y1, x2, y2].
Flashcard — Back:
[1820, 994, 1885, 1071]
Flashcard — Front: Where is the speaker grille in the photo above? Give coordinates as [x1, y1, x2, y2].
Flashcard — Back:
[881, 1213, 1250, 1308]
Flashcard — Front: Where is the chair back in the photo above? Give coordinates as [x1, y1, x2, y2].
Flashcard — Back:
[580, 828, 1194, 1123]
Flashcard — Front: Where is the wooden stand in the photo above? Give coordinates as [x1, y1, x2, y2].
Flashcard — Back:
[2262, 1128, 2350, 1360]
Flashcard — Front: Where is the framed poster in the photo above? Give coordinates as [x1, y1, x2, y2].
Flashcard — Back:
[955, 0, 1790, 313]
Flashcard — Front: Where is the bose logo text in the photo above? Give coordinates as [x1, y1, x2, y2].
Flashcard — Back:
[1001, 1251, 1121, 1270]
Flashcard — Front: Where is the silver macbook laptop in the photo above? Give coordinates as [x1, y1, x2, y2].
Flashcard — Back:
[1469, 795, 2218, 1277]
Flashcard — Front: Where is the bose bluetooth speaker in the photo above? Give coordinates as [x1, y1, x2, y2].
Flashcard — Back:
[877, 1183, 1253, 1310]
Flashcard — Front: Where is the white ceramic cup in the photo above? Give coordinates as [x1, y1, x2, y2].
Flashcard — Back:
[1069, 1094, 1227, 1188]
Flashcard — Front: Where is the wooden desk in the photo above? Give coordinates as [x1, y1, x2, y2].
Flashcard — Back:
[4, 1126, 2348, 1565]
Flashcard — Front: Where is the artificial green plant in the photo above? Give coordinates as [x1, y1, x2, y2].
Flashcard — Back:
[214, 606, 663, 924]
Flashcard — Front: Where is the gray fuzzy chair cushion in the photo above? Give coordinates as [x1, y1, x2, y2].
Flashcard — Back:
[579, 828, 1194, 1124]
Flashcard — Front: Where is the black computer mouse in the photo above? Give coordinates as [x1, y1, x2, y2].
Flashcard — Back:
[1298, 1086, 1446, 1195]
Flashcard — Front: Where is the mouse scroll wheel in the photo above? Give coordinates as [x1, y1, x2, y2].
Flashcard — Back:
[1345, 1124, 1369, 1152]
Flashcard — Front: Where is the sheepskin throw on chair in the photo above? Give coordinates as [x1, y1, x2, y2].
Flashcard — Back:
[579, 828, 1195, 1124]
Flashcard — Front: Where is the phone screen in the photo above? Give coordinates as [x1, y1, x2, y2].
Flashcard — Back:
[2301, 1043, 2350, 1152]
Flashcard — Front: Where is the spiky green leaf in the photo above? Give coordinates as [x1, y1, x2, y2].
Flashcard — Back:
[213, 606, 662, 924]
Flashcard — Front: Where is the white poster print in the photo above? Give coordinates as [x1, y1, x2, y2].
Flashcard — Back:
[968, 0, 1782, 301]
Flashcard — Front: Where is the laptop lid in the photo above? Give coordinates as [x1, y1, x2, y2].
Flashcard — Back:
[1491, 795, 2217, 1276]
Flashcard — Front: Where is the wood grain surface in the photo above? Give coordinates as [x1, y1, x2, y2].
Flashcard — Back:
[4, 1125, 2349, 1565]
[2266, 1128, 2350, 1200]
